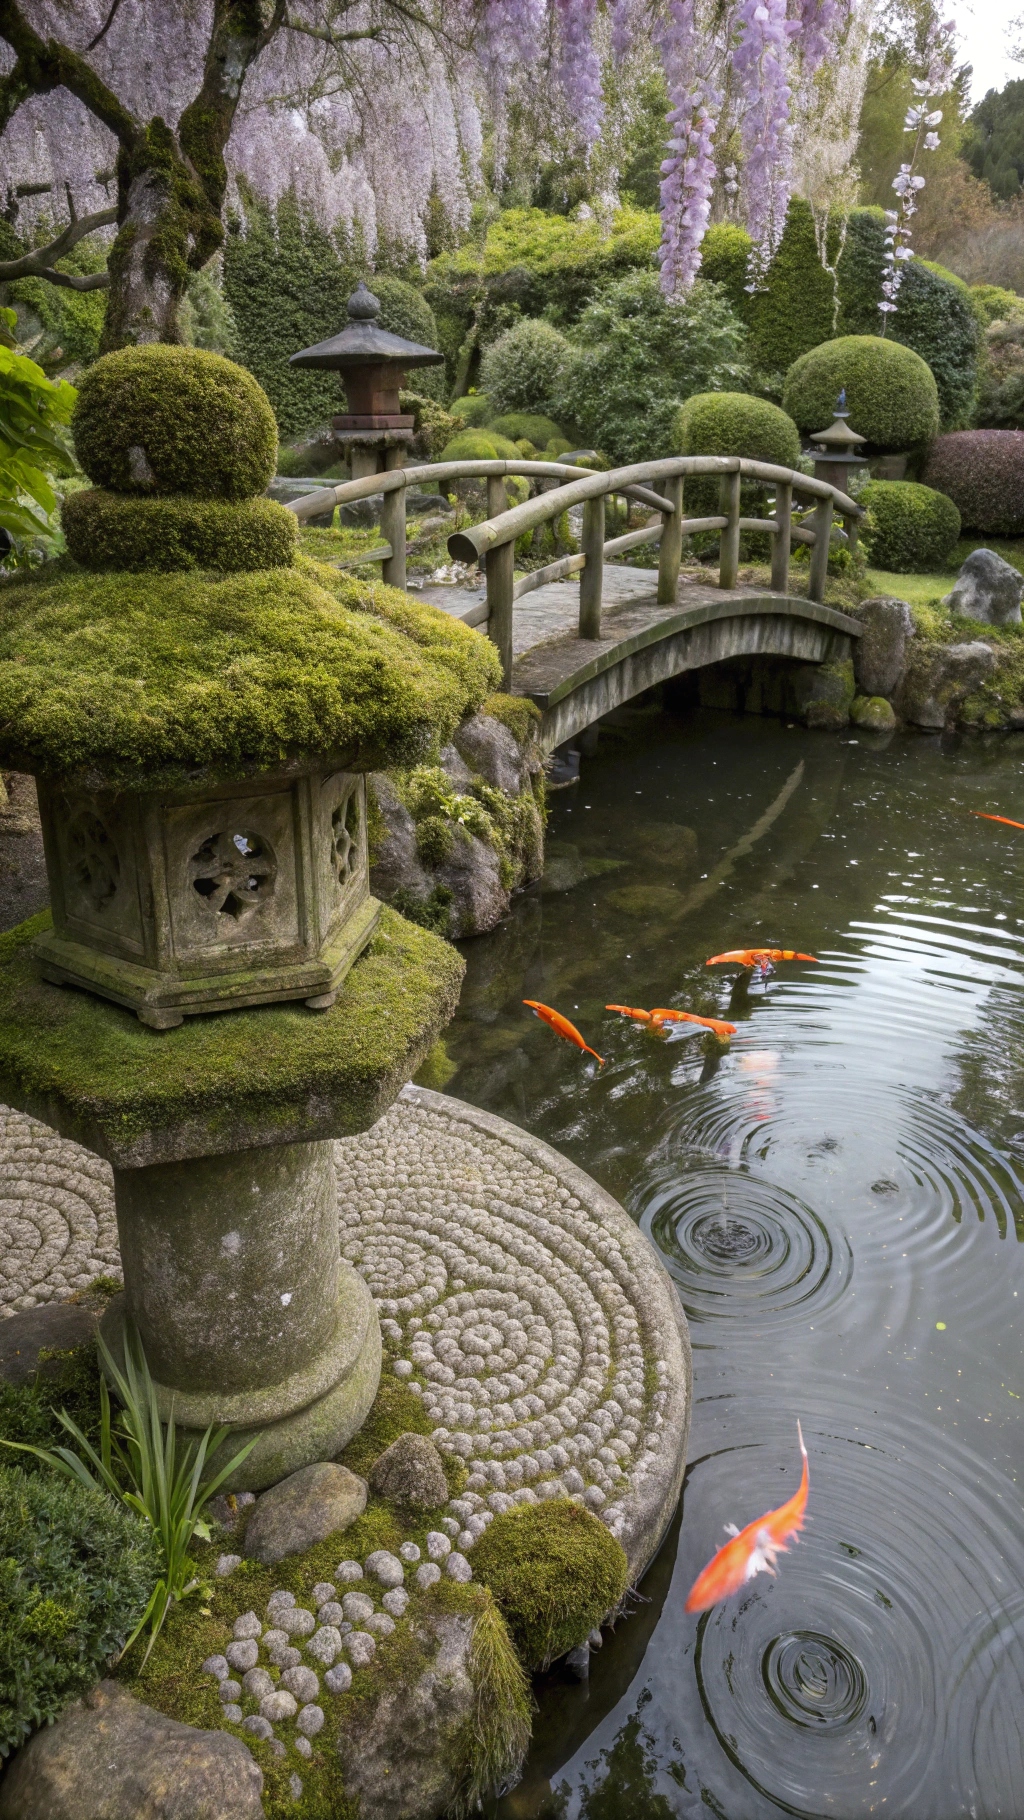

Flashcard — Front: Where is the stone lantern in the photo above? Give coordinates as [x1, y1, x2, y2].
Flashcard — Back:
[0, 343, 476, 1487]
[810, 390, 869, 497]
[289, 280, 445, 481]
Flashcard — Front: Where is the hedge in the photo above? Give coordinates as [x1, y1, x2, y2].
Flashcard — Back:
[783, 335, 940, 450]
[488, 412, 565, 449]
[674, 391, 801, 467]
[921, 430, 1024, 534]
[698, 202, 847, 382]
[62, 491, 297, 573]
[860, 479, 961, 572]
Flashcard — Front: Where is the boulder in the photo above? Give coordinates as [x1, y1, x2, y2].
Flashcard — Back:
[336, 1613, 477, 1820]
[243, 1462, 367, 1565]
[0, 1300, 100, 1387]
[434, 828, 507, 939]
[898, 641, 998, 730]
[0, 1680, 264, 1820]
[454, 713, 531, 797]
[438, 744, 475, 789]
[851, 597, 915, 699]
[368, 775, 432, 906]
[803, 658, 855, 732]
[369, 1433, 449, 1509]
[850, 695, 897, 732]
[943, 548, 1023, 626]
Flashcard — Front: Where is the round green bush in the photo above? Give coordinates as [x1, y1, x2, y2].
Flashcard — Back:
[489, 412, 564, 448]
[470, 1498, 629, 1669]
[63, 491, 297, 574]
[373, 275, 445, 401]
[72, 345, 279, 500]
[674, 391, 801, 468]
[921, 430, 1024, 534]
[782, 335, 940, 451]
[479, 319, 572, 416]
[449, 393, 493, 426]
[438, 428, 522, 463]
[860, 479, 961, 572]
[0, 1462, 159, 1756]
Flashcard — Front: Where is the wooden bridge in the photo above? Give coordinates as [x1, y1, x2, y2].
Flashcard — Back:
[287, 454, 863, 752]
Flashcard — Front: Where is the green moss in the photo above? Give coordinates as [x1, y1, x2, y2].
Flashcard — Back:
[72, 346, 277, 500]
[335, 1375, 433, 1481]
[489, 413, 564, 448]
[448, 393, 492, 426]
[62, 491, 297, 574]
[470, 1499, 629, 1670]
[0, 1342, 105, 1469]
[0, 907, 463, 1164]
[782, 335, 940, 451]
[481, 692, 541, 746]
[389, 885, 455, 938]
[413, 1038, 458, 1091]
[447, 1593, 532, 1816]
[417, 814, 457, 866]
[438, 428, 522, 463]
[860, 480, 961, 572]
[0, 558, 498, 787]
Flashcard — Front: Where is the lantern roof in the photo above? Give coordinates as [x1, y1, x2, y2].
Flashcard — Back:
[289, 281, 444, 373]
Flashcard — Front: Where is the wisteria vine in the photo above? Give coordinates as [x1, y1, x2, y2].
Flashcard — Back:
[878, 15, 956, 327]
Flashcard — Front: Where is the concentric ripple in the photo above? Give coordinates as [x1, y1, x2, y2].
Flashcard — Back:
[762, 1631, 868, 1730]
[639, 1163, 850, 1328]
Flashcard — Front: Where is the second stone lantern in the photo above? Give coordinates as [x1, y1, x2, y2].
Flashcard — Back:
[290, 280, 445, 481]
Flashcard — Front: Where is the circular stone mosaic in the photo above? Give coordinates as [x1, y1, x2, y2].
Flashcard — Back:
[0, 1086, 690, 1574]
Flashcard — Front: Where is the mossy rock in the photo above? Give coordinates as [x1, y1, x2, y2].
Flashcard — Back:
[0, 906, 463, 1167]
[0, 554, 499, 788]
[489, 412, 564, 449]
[438, 427, 523, 464]
[62, 491, 297, 574]
[72, 345, 279, 500]
[605, 884, 686, 919]
[850, 694, 897, 730]
[782, 336, 940, 452]
[470, 1499, 629, 1670]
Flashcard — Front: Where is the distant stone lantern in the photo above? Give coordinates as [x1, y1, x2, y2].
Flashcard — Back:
[289, 280, 445, 481]
[809, 390, 869, 497]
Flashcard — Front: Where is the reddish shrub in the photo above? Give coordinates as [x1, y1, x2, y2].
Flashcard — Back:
[921, 430, 1024, 534]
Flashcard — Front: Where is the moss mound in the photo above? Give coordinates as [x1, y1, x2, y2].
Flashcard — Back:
[0, 556, 499, 787]
[438, 427, 522, 463]
[675, 391, 801, 468]
[72, 345, 278, 500]
[470, 1499, 628, 1670]
[489, 412, 564, 448]
[448, 393, 492, 426]
[783, 335, 940, 451]
[860, 479, 960, 572]
[62, 490, 297, 574]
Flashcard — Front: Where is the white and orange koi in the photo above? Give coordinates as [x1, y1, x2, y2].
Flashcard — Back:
[685, 1422, 809, 1613]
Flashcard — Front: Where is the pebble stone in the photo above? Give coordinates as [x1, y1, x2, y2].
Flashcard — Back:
[241, 1668, 274, 1700]
[281, 1665, 320, 1703]
[335, 1560, 363, 1582]
[399, 1542, 421, 1563]
[225, 1640, 258, 1673]
[382, 1588, 409, 1618]
[221, 1703, 243, 1725]
[201, 1655, 229, 1681]
[324, 1662, 353, 1695]
[260, 1690, 298, 1722]
[295, 1736, 313, 1759]
[279, 1607, 316, 1638]
[232, 1611, 262, 1641]
[312, 1582, 336, 1605]
[445, 1552, 473, 1583]
[345, 1632, 376, 1668]
[306, 1625, 342, 1666]
[363, 1549, 404, 1588]
[215, 1555, 241, 1577]
[341, 1591, 374, 1624]
[425, 1532, 451, 1561]
[218, 1680, 242, 1704]
[317, 1601, 344, 1627]
[243, 1715, 273, 1740]
[0, 1108, 120, 1316]
[415, 1562, 441, 1590]
[289, 1776, 303, 1802]
[267, 1591, 295, 1616]
[364, 1612, 395, 1636]
[297, 1704, 325, 1738]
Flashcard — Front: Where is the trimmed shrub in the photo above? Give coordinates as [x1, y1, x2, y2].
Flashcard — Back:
[783, 335, 940, 450]
[697, 222, 751, 318]
[970, 284, 1024, 327]
[479, 320, 572, 416]
[699, 203, 847, 382]
[921, 430, 1024, 534]
[438, 428, 522, 463]
[371, 276, 445, 401]
[489, 412, 564, 448]
[674, 391, 801, 468]
[72, 346, 278, 499]
[400, 392, 467, 462]
[470, 1499, 629, 1670]
[62, 491, 297, 574]
[555, 270, 748, 466]
[448, 393, 493, 426]
[0, 1462, 159, 1756]
[975, 316, 1024, 430]
[860, 479, 961, 572]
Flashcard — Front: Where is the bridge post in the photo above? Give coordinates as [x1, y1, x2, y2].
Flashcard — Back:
[487, 474, 508, 522]
[380, 484, 407, 590]
[486, 540, 515, 688]
[657, 474, 684, 605]
[579, 495, 605, 639]
[771, 480, 792, 594]
[718, 467, 741, 589]
[808, 496, 834, 602]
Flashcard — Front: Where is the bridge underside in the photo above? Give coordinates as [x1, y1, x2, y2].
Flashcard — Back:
[508, 576, 862, 753]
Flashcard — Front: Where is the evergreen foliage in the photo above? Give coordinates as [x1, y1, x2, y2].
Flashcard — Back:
[963, 78, 1024, 200]
[480, 320, 572, 416]
[922, 430, 1024, 534]
[3, 231, 108, 371]
[970, 285, 1024, 327]
[745, 201, 844, 383]
[488, 412, 564, 448]
[470, 1499, 628, 1670]
[860, 479, 961, 571]
[438, 428, 522, 463]
[674, 391, 801, 467]
[448, 393, 492, 426]
[697, 222, 752, 318]
[62, 491, 297, 574]
[72, 346, 278, 500]
[0, 309, 77, 559]
[783, 335, 940, 450]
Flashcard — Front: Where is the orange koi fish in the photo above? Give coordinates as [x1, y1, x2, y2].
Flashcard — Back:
[706, 949, 817, 968]
[606, 1004, 658, 1024]
[685, 1422, 809, 1614]
[973, 812, 1024, 831]
[523, 1001, 604, 1066]
[650, 1009, 737, 1039]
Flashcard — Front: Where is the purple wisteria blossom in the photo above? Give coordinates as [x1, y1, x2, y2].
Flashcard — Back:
[878, 14, 956, 324]
[654, 0, 723, 295]
[732, 0, 801, 288]
[555, 0, 604, 144]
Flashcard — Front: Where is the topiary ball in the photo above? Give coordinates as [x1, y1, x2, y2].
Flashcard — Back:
[438, 428, 522, 463]
[448, 393, 493, 427]
[470, 1498, 629, 1669]
[782, 335, 940, 451]
[63, 490, 297, 574]
[859, 479, 960, 572]
[921, 430, 1024, 535]
[479, 319, 571, 417]
[489, 412, 565, 449]
[674, 390, 801, 468]
[72, 345, 279, 500]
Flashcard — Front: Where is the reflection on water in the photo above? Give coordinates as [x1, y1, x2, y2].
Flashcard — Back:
[449, 703, 1024, 1818]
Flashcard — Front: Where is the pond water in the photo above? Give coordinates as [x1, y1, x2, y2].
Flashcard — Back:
[448, 698, 1024, 1820]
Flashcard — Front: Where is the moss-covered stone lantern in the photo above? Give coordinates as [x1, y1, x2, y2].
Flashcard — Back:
[0, 345, 498, 1486]
[289, 280, 444, 481]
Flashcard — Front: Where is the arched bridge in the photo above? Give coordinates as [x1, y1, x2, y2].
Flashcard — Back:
[288, 454, 863, 752]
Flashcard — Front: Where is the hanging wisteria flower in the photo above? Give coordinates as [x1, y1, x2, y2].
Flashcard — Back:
[878, 14, 956, 324]
[654, 0, 724, 295]
[555, 0, 604, 145]
[732, 0, 801, 289]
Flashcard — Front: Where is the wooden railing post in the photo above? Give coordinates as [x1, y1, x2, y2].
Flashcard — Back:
[771, 480, 792, 594]
[487, 474, 508, 522]
[657, 473, 684, 605]
[718, 466, 741, 589]
[486, 540, 515, 688]
[808, 495, 834, 602]
[380, 485, 406, 590]
[579, 494, 605, 638]
[844, 512, 859, 559]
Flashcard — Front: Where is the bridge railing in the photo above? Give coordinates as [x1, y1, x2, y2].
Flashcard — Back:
[285, 454, 862, 688]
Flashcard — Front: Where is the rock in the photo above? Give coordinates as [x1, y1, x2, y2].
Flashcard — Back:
[241, 1669, 274, 1700]
[218, 1681, 242, 1704]
[278, 1607, 316, 1638]
[342, 1590, 375, 1623]
[208, 1492, 256, 1532]
[281, 1666, 320, 1703]
[336, 1613, 480, 1820]
[565, 1644, 590, 1681]
[454, 713, 531, 797]
[0, 1680, 264, 1820]
[368, 775, 432, 906]
[899, 640, 998, 730]
[406, 491, 453, 516]
[222, 1704, 243, 1726]
[0, 1300, 100, 1387]
[261, 1627, 289, 1655]
[851, 596, 915, 698]
[232, 1611, 262, 1641]
[259, 1690, 297, 1723]
[438, 743, 475, 788]
[295, 1737, 313, 1760]
[365, 1549, 405, 1588]
[225, 1639, 258, 1673]
[369, 1433, 450, 1509]
[399, 1542, 421, 1563]
[365, 1612, 396, 1636]
[943, 548, 1023, 626]
[434, 827, 507, 940]
[336, 1559, 363, 1581]
[297, 1705, 324, 1738]
[850, 694, 897, 732]
[382, 1588, 409, 1618]
[415, 1562, 441, 1590]
[267, 1590, 295, 1615]
[803, 658, 856, 732]
[202, 1655, 229, 1681]
[244, 1462, 367, 1565]
[425, 1530, 452, 1561]
[316, 1599, 345, 1626]
[445, 1552, 472, 1583]
[306, 1625, 342, 1666]
[242, 1715, 273, 1740]
[312, 1582, 336, 1605]
[215, 1555, 242, 1578]
[325, 1663, 353, 1695]
[289, 1775, 303, 1801]
[345, 1632, 377, 1668]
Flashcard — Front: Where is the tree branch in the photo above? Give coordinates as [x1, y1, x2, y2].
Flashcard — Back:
[0, 205, 117, 282]
[0, 0, 138, 144]
[283, 14, 386, 46]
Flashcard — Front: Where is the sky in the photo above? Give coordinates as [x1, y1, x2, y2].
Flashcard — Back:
[954, 0, 1021, 100]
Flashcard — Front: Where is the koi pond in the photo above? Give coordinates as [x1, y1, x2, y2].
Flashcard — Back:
[448, 697, 1024, 1820]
